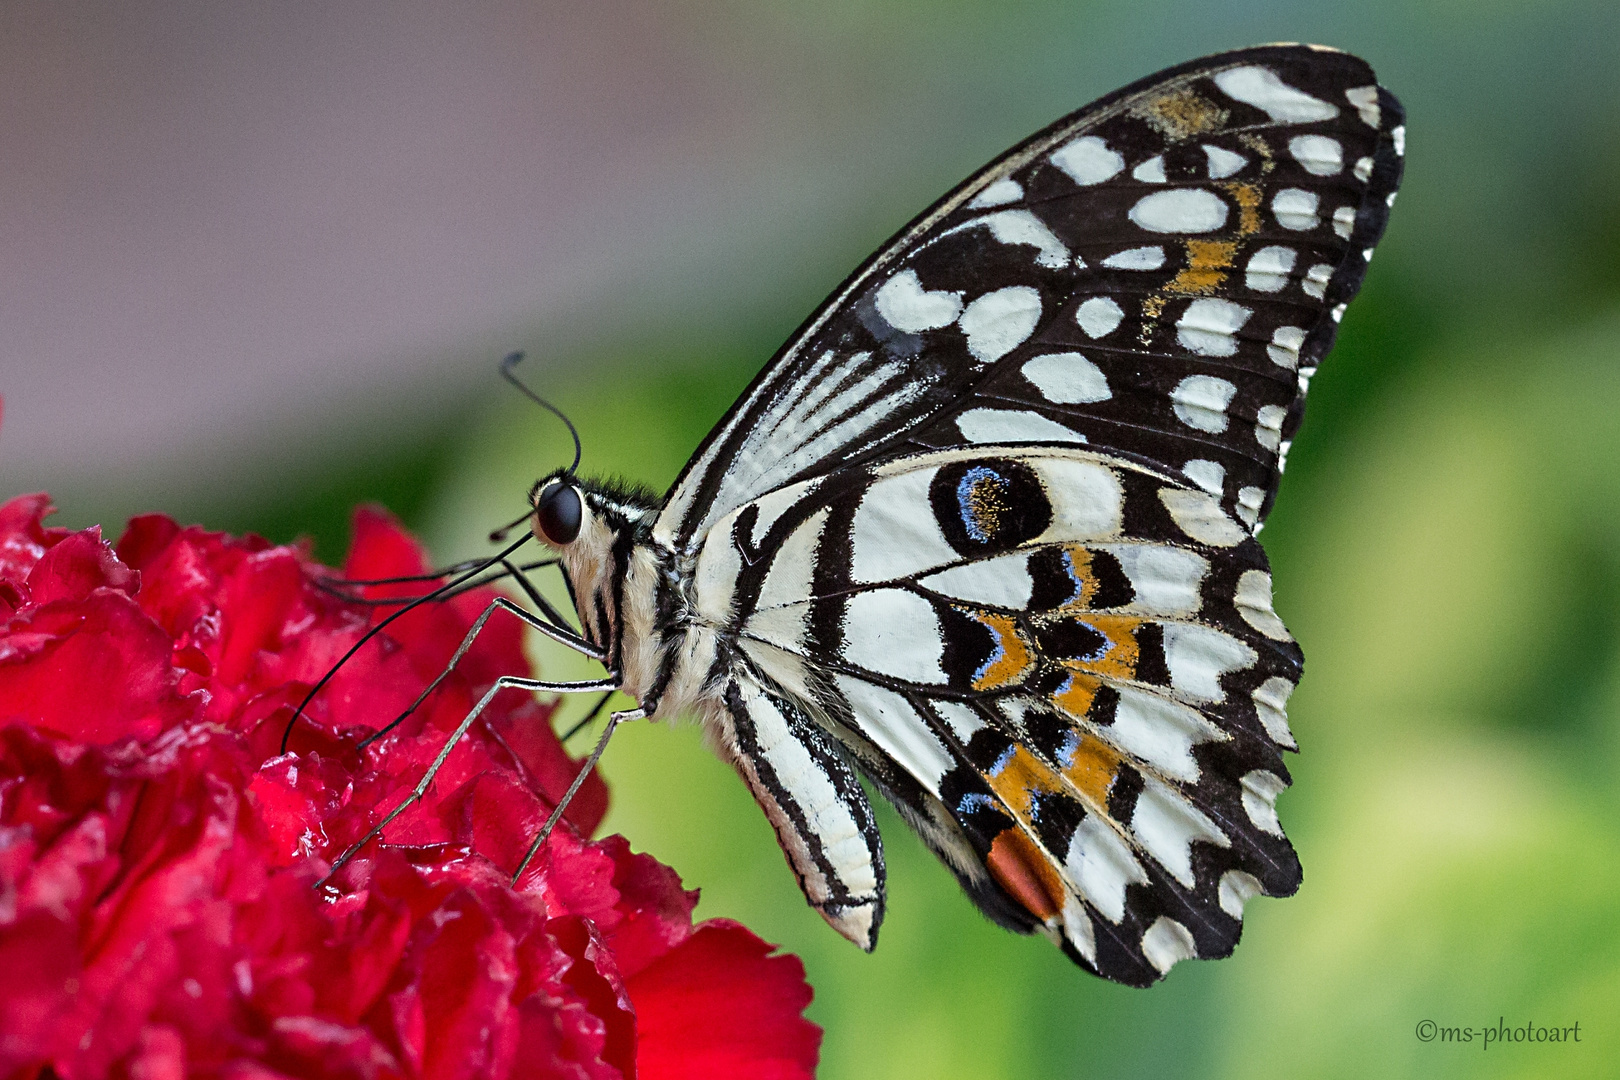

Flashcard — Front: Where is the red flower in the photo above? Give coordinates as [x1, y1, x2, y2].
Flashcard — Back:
[0, 494, 819, 1080]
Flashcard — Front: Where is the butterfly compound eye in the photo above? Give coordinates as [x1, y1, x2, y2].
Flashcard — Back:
[535, 483, 583, 545]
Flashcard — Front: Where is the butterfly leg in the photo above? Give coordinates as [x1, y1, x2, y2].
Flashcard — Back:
[320, 671, 622, 884]
[511, 704, 647, 882]
[357, 596, 607, 749]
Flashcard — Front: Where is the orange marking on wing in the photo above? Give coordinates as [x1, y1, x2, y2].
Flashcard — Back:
[1165, 239, 1238, 296]
[1139, 295, 1167, 344]
[1052, 671, 1100, 720]
[1050, 613, 1143, 681]
[1130, 87, 1230, 141]
[964, 609, 1035, 691]
[1221, 181, 1263, 235]
[988, 828, 1065, 921]
[1054, 545, 1098, 610]
[1237, 133, 1275, 174]
[985, 745, 1062, 820]
[1061, 733, 1123, 809]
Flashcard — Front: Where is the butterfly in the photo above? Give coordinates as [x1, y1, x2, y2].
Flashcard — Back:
[324, 43, 1404, 987]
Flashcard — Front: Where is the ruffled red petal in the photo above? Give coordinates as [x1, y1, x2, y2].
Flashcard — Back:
[0, 497, 820, 1079]
[629, 921, 821, 1080]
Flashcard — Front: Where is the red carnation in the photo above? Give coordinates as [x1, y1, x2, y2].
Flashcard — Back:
[0, 494, 820, 1080]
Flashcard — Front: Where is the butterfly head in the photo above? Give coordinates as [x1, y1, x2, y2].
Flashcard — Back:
[528, 470, 660, 656]
[532, 476, 584, 546]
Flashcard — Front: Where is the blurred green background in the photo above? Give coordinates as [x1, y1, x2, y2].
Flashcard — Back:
[9, 1, 1620, 1077]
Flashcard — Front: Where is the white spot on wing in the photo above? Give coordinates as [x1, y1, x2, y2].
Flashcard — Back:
[1169, 374, 1237, 432]
[1272, 188, 1319, 231]
[1107, 686, 1227, 781]
[1064, 814, 1147, 923]
[1141, 916, 1198, 974]
[1254, 404, 1286, 451]
[1061, 896, 1097, 962]
[1050, 135, 1124, 185]
[1213, 66, 1338, 122]
[1353, 155, 1374, 182]
[1132, 155, 1166, 183]
[746, 511, 827, 651]
[1235, 569, 1292, 641]
[1245, 245, 1296, 293]
[1075, 296, 1125, 339]
[1235, 486, 1265, 529]
[945, 211, 1070, 270]
[747, 477, 823, 550]
[1392, 125, 1405, 156]
[1161, 624, 1257, 702]
[1202, 144, 1246, 179]
[842, 589, 946, 683]
[835, 674, 953, 795]
[920, 553, 1034, 610]
[1332, 205, 1356, 239]
[875, 269, 961, 332]
[745, 604, 816, 654]
[1032, 458, 1125, 542]
[1128, 189, 1228, 233]
[1302, 262, 1333, 298]
[849, 468, 958, 583]
[1176, 298, 1252, 358]
[1288, 134, 1343, 176]
[1252, 676, 1298, 748]
[1097, 543, 1209, 617]
[1240, 770, 1287, 836]
[1102, 246, 1165, 270]
[957, 408, 1081, 445]
[1022, 352, 1110, 404]
[933, 700, 987, 742]
[1159, 488, 1246, 547]
[968, 177, 1023, 208]
[959, 285, 1043, 362]
[1268, 325, 1306, 369]
[1218, 869, 1263, 919]
[694, 513, 743, 624]
[1345, 85, 1380, 127]
[1133, 777, 1230, 886]
[1181, 459, 1224, 495]
[755, 508, 827, 612]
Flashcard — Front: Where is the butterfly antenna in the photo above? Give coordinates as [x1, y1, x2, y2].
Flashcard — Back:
[487, 504, 538, 544]
[501, 351, 582, 475]
[279, 532, 533, 754]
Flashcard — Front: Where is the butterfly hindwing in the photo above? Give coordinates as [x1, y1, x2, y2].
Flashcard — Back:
[693, 446, 1303, 983]
[656, 44, 1403, 550]
[713, 668, 887, 948]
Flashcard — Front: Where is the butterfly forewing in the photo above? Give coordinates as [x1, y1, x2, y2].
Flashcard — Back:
[638, 44, 1401, 985]
[656, 45, 1402, 550]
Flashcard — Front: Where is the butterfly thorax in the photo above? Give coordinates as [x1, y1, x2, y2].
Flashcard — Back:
[531, 475, 712, 722]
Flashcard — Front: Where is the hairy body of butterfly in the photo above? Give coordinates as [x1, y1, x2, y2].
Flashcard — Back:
[421, 44, 1402, 987]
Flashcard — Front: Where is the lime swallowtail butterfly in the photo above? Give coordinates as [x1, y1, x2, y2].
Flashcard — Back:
[321, 43, 1403, 986]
